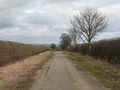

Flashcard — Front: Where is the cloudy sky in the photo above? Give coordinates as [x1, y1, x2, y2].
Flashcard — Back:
[0, 0, 120, 44]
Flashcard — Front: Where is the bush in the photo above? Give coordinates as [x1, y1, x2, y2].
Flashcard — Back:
[67, 38, 120, 64]
[0, 41, 51, 66]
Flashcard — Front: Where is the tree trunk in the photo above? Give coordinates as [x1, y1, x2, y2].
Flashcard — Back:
[88, 40, 92, 54]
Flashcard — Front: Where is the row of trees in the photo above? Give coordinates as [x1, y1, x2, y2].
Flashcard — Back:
[59, 8, 107, 50]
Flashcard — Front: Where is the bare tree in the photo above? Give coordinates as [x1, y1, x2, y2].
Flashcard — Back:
[71, 8, 107, 49]
[69, 27, 80, 45]
[59, 33, 71, 49]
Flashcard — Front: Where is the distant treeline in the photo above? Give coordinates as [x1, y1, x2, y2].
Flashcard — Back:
[67, 38, 120, 64]
[0, 41, 51, 66]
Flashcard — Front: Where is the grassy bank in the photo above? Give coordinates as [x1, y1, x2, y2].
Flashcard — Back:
[0, 40, 51, 66]
[65, 51, 120, 90]
[0, 51, 53, 90]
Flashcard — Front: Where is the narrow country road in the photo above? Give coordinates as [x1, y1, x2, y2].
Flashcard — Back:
[30, 51, 110, 90]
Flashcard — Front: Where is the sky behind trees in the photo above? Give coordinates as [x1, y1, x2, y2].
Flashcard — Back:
[0, 0, 120, 44]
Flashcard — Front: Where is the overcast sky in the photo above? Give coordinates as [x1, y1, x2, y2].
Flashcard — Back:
[0, 0, 120, 44]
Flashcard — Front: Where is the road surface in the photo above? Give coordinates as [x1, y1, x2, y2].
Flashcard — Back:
[30, 51, 110, 90]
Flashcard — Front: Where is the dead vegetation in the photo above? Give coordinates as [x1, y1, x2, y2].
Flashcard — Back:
[67, 38, 120, 64]
[0, 51, 53, 90]
[0, 40, 51, 66]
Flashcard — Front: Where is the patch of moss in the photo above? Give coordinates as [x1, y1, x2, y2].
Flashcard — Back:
[12, 83, 20, 90]
[40, 51, 53, 56]
[0, 80, 4, 86]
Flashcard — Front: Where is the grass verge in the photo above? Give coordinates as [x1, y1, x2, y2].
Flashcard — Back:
[0, 51, 53, 90]
[64, 51, 120, 90]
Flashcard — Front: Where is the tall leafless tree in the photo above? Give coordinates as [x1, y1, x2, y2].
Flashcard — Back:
[69, 27, 81, 45]
[71, 8, 107, 49]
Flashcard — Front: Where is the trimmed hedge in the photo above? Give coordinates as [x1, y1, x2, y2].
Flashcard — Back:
[67, 38, 120, 64]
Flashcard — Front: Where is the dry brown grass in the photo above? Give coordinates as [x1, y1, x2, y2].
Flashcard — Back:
[0, 51, 53, 90]
[0, 40, 51, 66]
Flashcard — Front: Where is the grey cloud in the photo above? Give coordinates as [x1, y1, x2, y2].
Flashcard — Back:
[25, 12, 60, 26]
[0, 0, 120, 44]
[0, 14, 16, 29]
